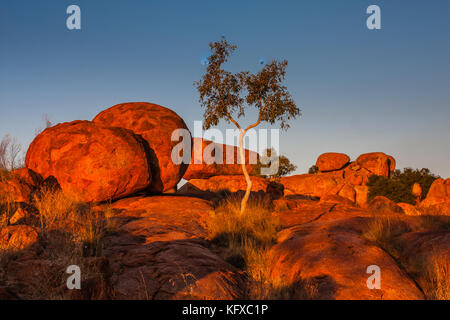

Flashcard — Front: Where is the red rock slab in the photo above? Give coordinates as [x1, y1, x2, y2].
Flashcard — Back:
[268, 219, 424, 300]
[108, 196, 213, 243]
[280, 173, 344, 198]
[187, 175, 269, 193]
[183, 138, 259, 180]
[103, 196, 245, 299]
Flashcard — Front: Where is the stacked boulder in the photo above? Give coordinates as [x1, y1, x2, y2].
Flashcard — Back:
[93, 102, 190, 193]
[281, 152, 396, 207]
[180, 138, 267, 193]
[25, 102, 191, 203]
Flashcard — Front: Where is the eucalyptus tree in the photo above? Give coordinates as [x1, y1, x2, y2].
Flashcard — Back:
[195, 37, 300, 214]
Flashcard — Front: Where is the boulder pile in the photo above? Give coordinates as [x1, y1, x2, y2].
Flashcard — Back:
[24, 102, 191, 202]
[181, 149, 397, 208]
[93, 102, 191, 193]
[280, 152, 396, 206]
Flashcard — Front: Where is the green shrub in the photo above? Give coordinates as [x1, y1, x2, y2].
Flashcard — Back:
[367, 168, 439, 204]
[308, 165, 319, 174]
[255, 148, 297, 179]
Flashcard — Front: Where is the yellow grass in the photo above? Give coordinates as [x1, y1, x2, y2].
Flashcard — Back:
[423, 252, 450, 300]
[209, 194, 279, 247]
[33, 187, 105, 256]
[207, 194, 292, 299]
[363, 215, 411, 256]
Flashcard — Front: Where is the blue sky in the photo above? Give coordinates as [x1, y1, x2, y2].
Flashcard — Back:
[1, 0, 449, 176]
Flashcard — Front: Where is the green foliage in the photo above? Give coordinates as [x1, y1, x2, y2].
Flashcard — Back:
[367, 167, 439, 204]
[392, 168, 438, 200]
[308, 165, 319, 174]
[195, 37, 300, 214]
[255, 148, 297, 179]
[195, 37, 300, 131]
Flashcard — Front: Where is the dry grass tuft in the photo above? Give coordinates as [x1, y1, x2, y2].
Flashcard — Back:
[209, 194, 279, 249]
[207, 194, 295, 299]
[363, 215, 411, 256]
[4, 187, 109, 299]
[33, 187, 105, 256]
[424, 252, 450, 300]
[243, 240, 292, 299]
[418, 215, 450, 231]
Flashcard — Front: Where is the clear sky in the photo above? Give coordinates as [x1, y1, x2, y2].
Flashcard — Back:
[1, 0, 449, 177]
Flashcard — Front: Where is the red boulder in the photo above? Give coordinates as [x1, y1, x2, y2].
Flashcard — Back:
[93, 102, 191, 193]
[316, 152, 350, 172]
[183, 138, 259, 180]
[25, 121, 151, 202]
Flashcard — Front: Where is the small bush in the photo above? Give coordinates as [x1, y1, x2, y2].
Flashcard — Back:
[308, 165, 319, 174]
[255, 148, 297, 179]
[367, 168, 439, 204]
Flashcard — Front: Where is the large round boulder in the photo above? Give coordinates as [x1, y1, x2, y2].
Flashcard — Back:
[25, 121, 151, 202]
[356, 152, 396, 177]
[316, 152, 350, 172]
[93, 102, 191, 193]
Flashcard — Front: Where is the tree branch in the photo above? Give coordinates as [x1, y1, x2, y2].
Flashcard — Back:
[244, 109, 262, 134]
[225, 110, 242, 130]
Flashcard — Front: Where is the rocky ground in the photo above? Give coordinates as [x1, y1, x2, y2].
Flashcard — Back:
[0, 102, 448, 300]
[0, 187, 449, 300]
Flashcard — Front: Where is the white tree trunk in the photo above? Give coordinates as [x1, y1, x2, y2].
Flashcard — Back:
[239, 130, 252, 215]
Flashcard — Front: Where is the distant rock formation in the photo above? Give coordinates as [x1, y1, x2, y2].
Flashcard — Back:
[316, 152, 350, 172]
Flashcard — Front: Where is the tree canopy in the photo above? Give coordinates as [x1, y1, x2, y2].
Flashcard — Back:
[195, 37, 300, 131]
